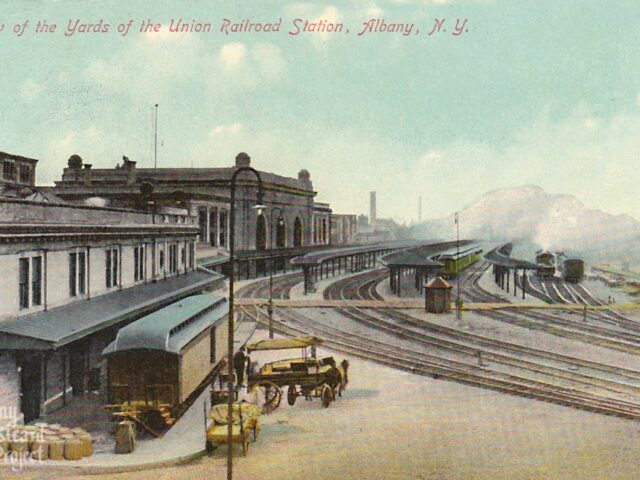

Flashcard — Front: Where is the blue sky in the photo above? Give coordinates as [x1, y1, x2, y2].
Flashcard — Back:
[2, 0, 640, 222]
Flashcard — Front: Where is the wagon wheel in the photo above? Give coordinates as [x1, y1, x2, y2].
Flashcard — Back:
[287, 386, 298, 406]
[250, 380, 282, 414]
[321, 385, 333, 408]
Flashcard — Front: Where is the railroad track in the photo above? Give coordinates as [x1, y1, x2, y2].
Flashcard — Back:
[235, 261, 640, 419]
[460, 263, 640, 353]
[240, 304, 640, 420]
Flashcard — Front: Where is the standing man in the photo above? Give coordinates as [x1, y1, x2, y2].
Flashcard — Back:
[233, 346, 247, 391]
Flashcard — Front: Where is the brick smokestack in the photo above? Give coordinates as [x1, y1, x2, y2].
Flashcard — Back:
[370, 191, 377, 226]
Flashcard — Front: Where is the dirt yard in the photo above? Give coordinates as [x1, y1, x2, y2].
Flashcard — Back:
[24, 339, 640, 480]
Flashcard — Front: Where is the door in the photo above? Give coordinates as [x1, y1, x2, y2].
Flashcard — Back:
[69, 344, 87, 396]
[20, 355, 42, 423]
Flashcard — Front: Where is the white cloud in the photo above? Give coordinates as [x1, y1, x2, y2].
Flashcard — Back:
[209, 123, 243, 136]
[366, 5, 384, 17]
[421, 150, 442, 164]
[219, 42, 248, 68]
[19, 79, 44, 102]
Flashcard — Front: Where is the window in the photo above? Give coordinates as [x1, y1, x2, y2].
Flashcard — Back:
[181, 246, 186, 267]
[19, 258, 29, 309]
[69, 253, 77, 296]
[134, 245, 145, 282]
[3, 161, 16, 182]
[31, 257, 42, 306]
[19, 256, 42, 310]
[69, 251, 87, 296]
[188, 242, 195, 269]
[19, 164, 32, 184]
[105, 248, 119, 288]
[168, 243, 178, 273]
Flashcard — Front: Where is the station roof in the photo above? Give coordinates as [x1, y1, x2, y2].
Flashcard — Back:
[425, 277, 453, 289]
[103, 294, 228, 356]
[381, 240, 473, 268]
[484, 244, 538, 270]
[290, 240, 421, 267]
[0, 270, 224, 350]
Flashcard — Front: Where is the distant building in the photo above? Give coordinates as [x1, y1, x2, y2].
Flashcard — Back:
[0, 196, 221, 424]
[0, 151, 37, 195]
[45, 153, 341, 278]
[331, 214, 358, 245]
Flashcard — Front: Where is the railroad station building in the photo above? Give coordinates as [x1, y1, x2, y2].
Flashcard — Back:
[0, 191, 223, 424]
[44, 153, 340, 278]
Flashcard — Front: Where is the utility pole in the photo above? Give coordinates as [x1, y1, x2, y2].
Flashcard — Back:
[455, 212, 461, 320]
[154, 104, 159, 168]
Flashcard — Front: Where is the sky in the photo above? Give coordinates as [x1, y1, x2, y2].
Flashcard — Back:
[1, 0, 640, 223]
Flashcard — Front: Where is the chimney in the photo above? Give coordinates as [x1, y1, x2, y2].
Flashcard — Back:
[370, 191, 377, 226]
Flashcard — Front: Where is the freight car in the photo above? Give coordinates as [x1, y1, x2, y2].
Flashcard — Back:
[562, 258, 584, 283]
[535, 250, 555, 278]
[431, 245, 483, 278]
[103, 294, 229, 431]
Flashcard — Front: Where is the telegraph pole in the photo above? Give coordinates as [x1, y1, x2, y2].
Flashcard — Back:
[455, 212, 461, 320]
[154, 104, 159, 168]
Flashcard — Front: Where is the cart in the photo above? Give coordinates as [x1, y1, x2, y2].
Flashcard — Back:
[246, 336, 349, 413]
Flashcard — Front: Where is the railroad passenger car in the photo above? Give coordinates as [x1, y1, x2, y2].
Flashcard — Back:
[535, 250, 556, 278]
[103, 294, 229, 429]
[562, 258, 584, 283]
[432, 245, 483, 278]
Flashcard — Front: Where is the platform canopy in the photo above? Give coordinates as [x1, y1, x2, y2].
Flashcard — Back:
[484, 243, 538, 270]
[247, 336, 324, 352]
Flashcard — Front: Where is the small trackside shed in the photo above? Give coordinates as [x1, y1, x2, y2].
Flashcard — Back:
[102, 294, 229, 422]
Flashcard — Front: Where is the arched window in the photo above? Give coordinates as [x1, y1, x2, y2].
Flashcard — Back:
[276, 217, 286, 248]
[256, 214, 267, 251]
[294, 217, 303, 247]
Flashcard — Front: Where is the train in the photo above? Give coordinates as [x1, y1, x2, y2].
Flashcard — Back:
[561, 258, 584, 283]
[431, 245, 483, 278]
[535, 250, 556, 278]
[103, 294, 229, 430]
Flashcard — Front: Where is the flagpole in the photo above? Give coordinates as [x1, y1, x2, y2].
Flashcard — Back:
[154, 104, 158, 169]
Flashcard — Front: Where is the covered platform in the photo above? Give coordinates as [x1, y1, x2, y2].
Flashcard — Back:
[484, 243, 539, 299]
[380, 240, 472, 296]
[290, 241, 421, 294]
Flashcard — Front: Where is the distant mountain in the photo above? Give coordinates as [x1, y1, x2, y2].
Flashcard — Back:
[411, 185, 640, 264]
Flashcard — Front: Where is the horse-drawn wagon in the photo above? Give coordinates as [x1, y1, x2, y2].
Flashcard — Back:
[246, 336, 349, 412]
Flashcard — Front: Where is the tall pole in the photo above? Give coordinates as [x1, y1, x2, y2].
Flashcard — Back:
[227, 163, 264, 480]
[268, 207, 283, 339]
[154, 104, 158, 169]
[456, 212, 461, 320]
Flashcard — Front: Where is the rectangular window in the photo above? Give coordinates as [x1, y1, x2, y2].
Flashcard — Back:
[106, 248, 118, 288]
[3, 161, 16, 182]
[134, 245, 145, 282]
[167, 244, 178, 274]
[31, 257, 42, 306]
[19, 258, 29, 309]
[69, 253, 77, 296]
[19, 164, 32, 184]
[189, 242, 195, 269]
[78, 252, 86, 295]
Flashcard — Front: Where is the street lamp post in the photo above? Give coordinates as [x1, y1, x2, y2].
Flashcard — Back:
[268, 207, 284, 339]
[226, 161, 265, 480]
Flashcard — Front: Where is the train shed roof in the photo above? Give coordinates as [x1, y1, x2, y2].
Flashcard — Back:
[103, 294, 228, 356]
[381, 240, 473, 268]
[484, 244, 538, 270]
[290, 240, 421, 267]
